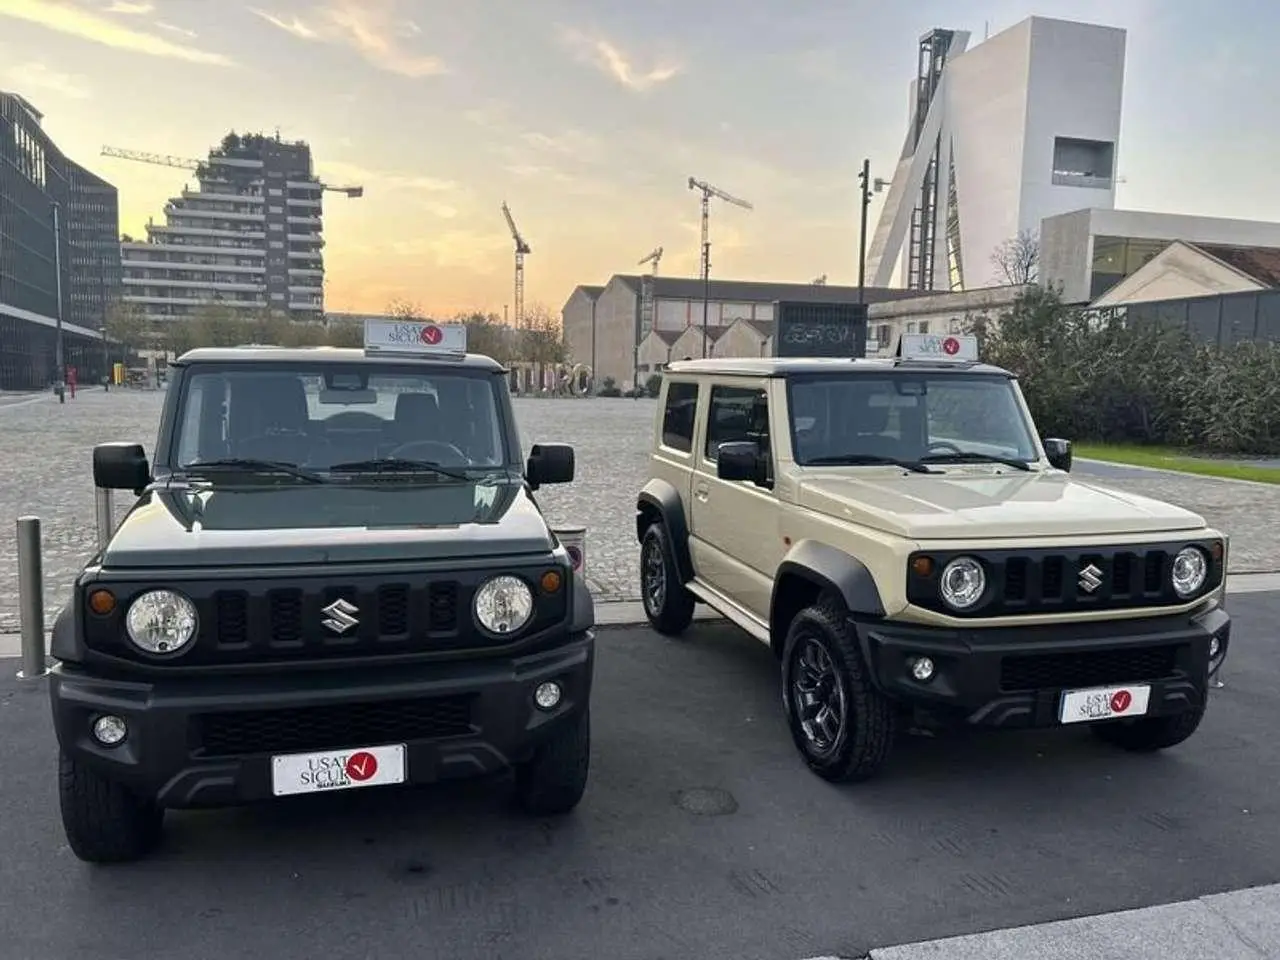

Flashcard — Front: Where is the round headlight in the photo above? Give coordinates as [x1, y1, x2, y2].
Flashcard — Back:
[939, 557, 986, 610]
[474, 576, 534, 636]
[125, 589, 198, 655]
[1172, 547, 1208, 598]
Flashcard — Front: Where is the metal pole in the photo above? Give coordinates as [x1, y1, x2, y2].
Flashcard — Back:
[858, 158, 870, 306]
[95, 489, 115, 551]
[53, 203, 66, 403]
[701, 242, 711, 359]
[16, 517, 47, 681]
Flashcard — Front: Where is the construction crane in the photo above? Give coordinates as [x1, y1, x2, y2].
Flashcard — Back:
[501, 201, 531, 327]
[100, 146, 364, 197]
[638, 246, 664, 275]
[687, 177, 752, 357]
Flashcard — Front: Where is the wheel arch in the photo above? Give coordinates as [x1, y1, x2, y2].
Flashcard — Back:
[635, 478, 693, 583]
[769, 541, 885, 658]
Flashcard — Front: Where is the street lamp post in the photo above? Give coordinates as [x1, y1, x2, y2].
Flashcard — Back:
[857, 159, 871, 306]
[52, 202, 65, 404]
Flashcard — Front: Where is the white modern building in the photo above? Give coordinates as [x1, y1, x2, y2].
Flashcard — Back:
[866, 16, 1126, 293]
[121, 132, 326, 326]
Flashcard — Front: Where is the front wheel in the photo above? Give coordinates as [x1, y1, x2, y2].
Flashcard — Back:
[780, 598, 897, 782]
[1090, 704, 1206, 752]
[639, 523, 695, 636]
[514, 710, 590, 815]
[58, 752, 164, 863]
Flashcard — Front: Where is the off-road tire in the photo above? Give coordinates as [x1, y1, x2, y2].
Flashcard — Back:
[640, 522, 696, 636]
[58, 752, 164, 863]
[1090, 704, 1206, 752]
[514, 709, 590, 815]
[781, 597, 897, 783]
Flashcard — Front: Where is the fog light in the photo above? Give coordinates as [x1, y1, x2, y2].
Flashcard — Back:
[92, 714, 127, 746]
[910, 657, 936, 682]
[1210, 637, 1221, 658]
[534, 681, 562, 711]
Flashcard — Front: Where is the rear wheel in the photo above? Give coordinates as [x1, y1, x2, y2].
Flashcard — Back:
[514, 710, 590, 815]
[780, 597, 896, 782]
[58, 752, 164, 863]
[1090, 704, 1206, 752]
[640, 522, 696, 636]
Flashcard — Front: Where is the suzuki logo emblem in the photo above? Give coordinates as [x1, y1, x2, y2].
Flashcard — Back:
[321, 598, 359, 634]
[1078, 564, 1104, 594]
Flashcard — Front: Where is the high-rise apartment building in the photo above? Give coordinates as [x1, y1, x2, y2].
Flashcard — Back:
[121, 132, 325, 326]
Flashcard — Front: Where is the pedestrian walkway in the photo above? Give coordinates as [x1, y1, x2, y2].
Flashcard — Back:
[861, 883, 1280, 959]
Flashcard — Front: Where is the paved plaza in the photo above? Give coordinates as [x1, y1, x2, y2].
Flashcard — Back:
[5, 388, 1280, 628]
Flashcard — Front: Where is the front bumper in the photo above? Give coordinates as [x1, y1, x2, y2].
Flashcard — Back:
[854, 603, 1229, 729]
[50, 633, 593, 808]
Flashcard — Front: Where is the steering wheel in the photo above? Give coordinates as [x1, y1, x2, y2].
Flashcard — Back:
[389, 440, 469, 464]
[926, 440, 964, 455]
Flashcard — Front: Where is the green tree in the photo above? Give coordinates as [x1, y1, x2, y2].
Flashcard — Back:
[103, 301, 149, 360]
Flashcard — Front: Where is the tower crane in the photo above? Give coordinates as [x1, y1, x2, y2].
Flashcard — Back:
[100, 146, 364, 197]
[687, 177, 752, 358]
[501, 201, 531, 327]
[638, 246, 663, 275]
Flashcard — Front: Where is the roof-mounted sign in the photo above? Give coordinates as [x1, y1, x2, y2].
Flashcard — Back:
[895, 332, 979, 363]
[363, 318, 467, 358]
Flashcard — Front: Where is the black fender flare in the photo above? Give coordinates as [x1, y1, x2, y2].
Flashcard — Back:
[635, 478, 694, 583]
[49, 601, 78, 663]
[770, 540, 885, 649]
[569, 569, 596, 633]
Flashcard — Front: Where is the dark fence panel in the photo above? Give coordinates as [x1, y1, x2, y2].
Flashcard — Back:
[1121, 288, 1280, 348]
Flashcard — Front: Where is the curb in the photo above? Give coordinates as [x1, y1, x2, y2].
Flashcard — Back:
[1077, 456, 1280, 489]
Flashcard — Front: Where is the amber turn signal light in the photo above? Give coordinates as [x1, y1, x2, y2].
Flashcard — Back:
[87, 589, 116, 615]
[540, 570, 562, 593]
[910, 556, 934, 578]
[1210, 541, 1224, 561]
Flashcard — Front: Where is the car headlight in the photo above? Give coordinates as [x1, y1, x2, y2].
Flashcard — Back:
[125, 589, 198, 655]
[1171, 546, 1209, 598]
[939, 557, 986, 610]
[473, 575, 534, 636]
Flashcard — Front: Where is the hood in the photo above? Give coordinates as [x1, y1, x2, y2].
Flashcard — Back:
[797, 469, 1206, 540]
[102, 479, 555, 568]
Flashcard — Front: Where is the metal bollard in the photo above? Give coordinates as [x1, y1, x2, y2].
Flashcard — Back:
[94, 488, 115, 552]
[555, 526, 587, 576]
[16, 516, 47, 681]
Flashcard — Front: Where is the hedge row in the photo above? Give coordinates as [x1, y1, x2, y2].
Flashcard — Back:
[974, 287, 1280, 455]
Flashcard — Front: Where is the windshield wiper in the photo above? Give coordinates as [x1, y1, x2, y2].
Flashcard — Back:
[328, 457, 471, 481]
[805, 454, 939, 474]
[182, 458, 325, 483]
[920, 452, 1032, 471]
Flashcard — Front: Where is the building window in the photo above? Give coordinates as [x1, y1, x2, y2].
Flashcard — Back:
[660, 381, 699, 453]
[1052, 137, 1115, 189]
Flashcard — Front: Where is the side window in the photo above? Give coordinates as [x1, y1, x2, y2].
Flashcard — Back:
[661, 381, 698, 452]
[705, 386, 770, 462]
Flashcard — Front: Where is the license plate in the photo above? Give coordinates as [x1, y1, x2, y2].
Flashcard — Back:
[271, 743, 406, 797]
[1059, 684, 1151, 724]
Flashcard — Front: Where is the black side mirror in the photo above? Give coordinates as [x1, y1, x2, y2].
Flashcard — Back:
[93, 442, 150, 493]
[1043, 438, 1073, 472]
[717, 441, 769, 485]
[526, 443, 575, 490]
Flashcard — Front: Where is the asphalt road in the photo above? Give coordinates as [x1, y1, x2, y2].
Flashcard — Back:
[0, 595, 1276, 960]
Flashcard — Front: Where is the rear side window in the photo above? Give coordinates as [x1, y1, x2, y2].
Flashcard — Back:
[661, 381, 699, 452]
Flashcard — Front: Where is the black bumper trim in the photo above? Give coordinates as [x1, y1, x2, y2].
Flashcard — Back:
[852, 604, 1229, 729]
[50, 632, 593, 808]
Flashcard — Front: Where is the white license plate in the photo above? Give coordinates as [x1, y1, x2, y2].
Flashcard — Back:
[271, 743, 406, 797]
[1059, 684, 1151, 724]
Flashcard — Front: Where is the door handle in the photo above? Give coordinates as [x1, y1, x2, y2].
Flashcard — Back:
[694, 483, 709, 502]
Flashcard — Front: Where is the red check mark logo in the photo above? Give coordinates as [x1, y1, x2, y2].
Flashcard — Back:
[345, 751, 378, 781]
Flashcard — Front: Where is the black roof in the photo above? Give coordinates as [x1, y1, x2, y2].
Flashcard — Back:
[613, 275, 921, 305]
[173, 346, 506, 372]
[664, 357, 1014, 377]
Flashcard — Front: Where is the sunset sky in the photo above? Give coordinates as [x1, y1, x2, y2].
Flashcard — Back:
[0, 0, 1273, 317]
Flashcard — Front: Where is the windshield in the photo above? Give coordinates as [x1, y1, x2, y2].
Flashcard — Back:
[788, 373, 1038, 466]
[170, 363, 508, 473]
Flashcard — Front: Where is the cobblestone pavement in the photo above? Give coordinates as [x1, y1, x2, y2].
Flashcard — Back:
[4, 389, 1280, 630]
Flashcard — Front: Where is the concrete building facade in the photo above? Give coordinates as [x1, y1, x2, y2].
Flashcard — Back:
[868, 17, 1125, 293]
[122, 132, 325, 328]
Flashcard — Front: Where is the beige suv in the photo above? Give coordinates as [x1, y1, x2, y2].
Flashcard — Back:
[634, 337, 1231, 782]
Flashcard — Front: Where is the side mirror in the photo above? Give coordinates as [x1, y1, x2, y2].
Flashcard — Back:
[1043, 438, 1073, 472]
[526, 443, 575, 490]
[93, 442, 150, 493]
[717, 441, 769, 485]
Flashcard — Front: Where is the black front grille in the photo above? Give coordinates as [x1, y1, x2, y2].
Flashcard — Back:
[1000, 645, 1181, 692]
[192, 695, 475, 757]
[907, 540, 1224, 617]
